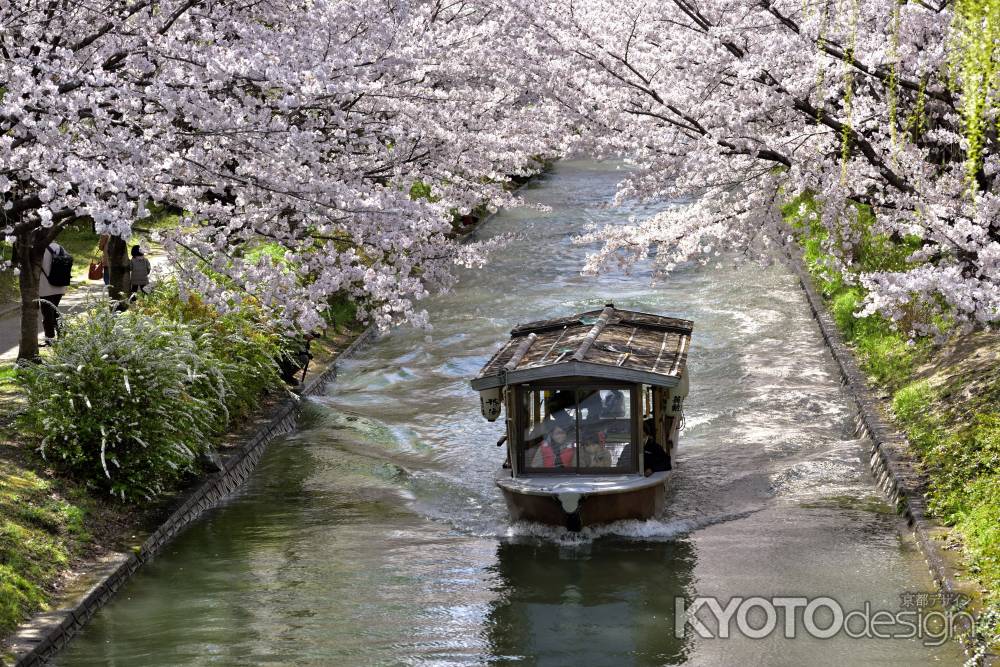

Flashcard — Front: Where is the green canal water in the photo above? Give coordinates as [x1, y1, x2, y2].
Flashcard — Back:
[57, 160, 961, 665]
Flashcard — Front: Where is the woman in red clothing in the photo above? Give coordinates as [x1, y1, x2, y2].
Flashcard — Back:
[530, 422, 577, 469]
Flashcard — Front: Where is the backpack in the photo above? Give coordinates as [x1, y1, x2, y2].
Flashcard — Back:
[43, 245, 74, 287]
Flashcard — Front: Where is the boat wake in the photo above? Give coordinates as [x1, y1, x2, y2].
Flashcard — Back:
[500, 507, 761, 545]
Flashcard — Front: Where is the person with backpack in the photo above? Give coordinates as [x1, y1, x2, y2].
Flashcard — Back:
[39, 241, 73, 345]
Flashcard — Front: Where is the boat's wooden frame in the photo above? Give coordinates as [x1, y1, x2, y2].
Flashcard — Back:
[495, 469, 669, 530]
[472, 304, 692, 531]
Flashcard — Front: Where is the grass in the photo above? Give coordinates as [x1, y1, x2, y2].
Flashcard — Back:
[0, 365, 91, 636]
[785, 193, 1000, 648]
[0, 450, 93, 637]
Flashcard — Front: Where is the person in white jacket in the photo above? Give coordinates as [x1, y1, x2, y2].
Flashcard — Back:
[39, 242, 68, 345]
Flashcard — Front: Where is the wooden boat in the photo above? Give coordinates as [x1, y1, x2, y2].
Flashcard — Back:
[471, 303, 692, 531]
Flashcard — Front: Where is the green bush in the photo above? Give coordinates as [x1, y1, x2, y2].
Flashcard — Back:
[134, 283, 286, 419]
[17, 305, 229, 500]
[324, 293, 358, 332]
[831, 289, 862, 339]
[891, 381, 942, 454]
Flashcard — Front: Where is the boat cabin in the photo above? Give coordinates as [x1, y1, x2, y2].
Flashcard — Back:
[472, 304, 692, 480]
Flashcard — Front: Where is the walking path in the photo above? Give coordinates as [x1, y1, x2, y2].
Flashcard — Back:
[0, 281, 108, 361]
[0, 251, 168, 362]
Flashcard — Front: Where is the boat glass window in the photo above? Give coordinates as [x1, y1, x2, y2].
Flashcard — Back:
[519, 388, 577, 470]
[517, 386, 635, 473]
[578, 389, 632, 470]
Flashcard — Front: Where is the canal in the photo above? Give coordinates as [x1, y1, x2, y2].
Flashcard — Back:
[57, 159, 961, 665]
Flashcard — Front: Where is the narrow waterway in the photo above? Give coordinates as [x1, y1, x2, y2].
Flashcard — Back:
[58, 160, 960, 665]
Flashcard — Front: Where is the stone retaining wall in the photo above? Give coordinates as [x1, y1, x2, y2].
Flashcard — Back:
[9, 326, 375, 666]
[784, 244, 995, 665]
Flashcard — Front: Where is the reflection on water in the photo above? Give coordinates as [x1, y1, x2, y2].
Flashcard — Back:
[57, 160, 960, 666]
[485, 540, 695, 665]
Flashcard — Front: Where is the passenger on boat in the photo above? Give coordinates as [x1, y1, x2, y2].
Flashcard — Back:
[530, 421, 577, 469]
[601, 390, 627, 418]
[581, 436, 612, 468]
[642, 418, 671, 475]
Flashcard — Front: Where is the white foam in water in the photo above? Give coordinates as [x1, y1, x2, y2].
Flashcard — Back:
[500, 509, 759, 545]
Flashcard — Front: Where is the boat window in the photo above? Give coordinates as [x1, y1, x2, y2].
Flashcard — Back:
[518, 388, 578, 471]
[579, 389, 632, 470]
[517, 386, 635, 473]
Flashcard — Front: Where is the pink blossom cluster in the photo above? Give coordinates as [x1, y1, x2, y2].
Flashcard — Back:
[4, 1, 997, 333]
[523, 0, 998, 328]
[1, 1, 564, 330]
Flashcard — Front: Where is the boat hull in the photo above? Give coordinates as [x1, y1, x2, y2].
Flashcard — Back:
[496, 470, 667, 531]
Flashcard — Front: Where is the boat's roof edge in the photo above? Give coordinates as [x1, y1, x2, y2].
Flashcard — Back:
[470, 360, 682, 390]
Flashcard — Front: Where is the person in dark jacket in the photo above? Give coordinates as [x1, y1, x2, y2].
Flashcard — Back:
[106, 235, 130, 308]
[129, 245, 151, 296]
[278, 333, 315, 387]
[642, 418, 671, 475]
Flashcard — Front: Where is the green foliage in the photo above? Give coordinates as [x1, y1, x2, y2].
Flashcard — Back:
[17, 305, 229, 500]
[851, 207, 923, 275]
[948, 0, 1000, 183]
[323, 293, 358, 332]
[244, 241, 289, 266]
[854, 332, 925, 388]
[409, 180, 436, 201]
[891, 381, 942, 454]
[831, 289, 862, 338]
[785, 194, 930, 388]
[928, 415, 1000, 519]
[953, 476, 1000, 585]
[135, 282, 286, 419]
[138, 203, 183, 231]
[893, 384, 1000, 597]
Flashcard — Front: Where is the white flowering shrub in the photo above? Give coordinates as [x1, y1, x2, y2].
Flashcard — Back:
[18, 306, 229, 500]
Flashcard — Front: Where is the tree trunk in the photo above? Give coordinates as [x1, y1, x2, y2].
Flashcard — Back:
[15, 231, 44, 363]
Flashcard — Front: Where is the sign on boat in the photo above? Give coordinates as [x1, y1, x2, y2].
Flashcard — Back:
[471, 303, 693, 531]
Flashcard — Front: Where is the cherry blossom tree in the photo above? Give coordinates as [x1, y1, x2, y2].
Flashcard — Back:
[1, 0, 562, 360]
[524, 0, 999, 330]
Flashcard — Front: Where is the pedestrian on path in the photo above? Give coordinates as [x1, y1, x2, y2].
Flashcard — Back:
[130, 245, 151, 296]
[97, 234, 111, 285]
[105, 235, 130, 308]
[39, 241, 69, 345]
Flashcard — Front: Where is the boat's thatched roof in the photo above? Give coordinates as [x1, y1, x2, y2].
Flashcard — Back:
[470, 304, 693, 390]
